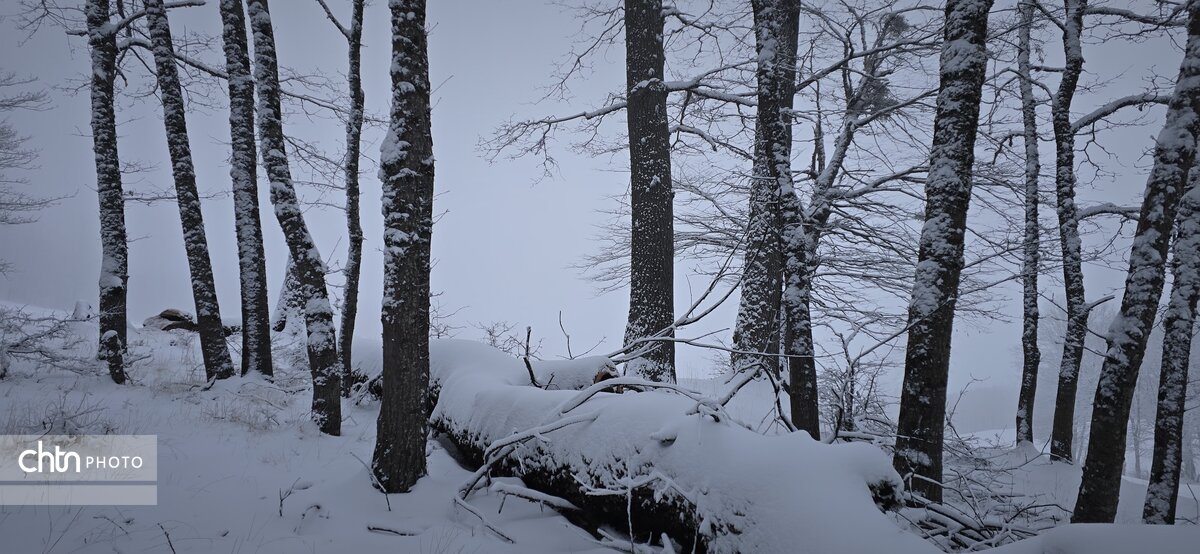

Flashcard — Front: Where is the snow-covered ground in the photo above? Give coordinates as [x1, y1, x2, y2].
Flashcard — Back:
[0, 301, 1196, 553]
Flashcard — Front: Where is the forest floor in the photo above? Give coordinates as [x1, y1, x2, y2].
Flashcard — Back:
[0, 301, 1196, 553]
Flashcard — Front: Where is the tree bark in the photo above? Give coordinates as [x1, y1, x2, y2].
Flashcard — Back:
[247, 0, 341, 435]
[338, 0, 365, 396]
[371, 0, 434, 494]
[85, 0, 127, 385]
[622, 0, 675, 383]
[1015, 0, 1042, 446]
[1143, 172, 1200, 524]
[746, 0, 815, 437]
[1049, 0, 1089, 463]
[892, 0, 994, 503]
[218, 0, 273, 377]
[145, 0, 235, 382]
[1074, 2, 1200, 523]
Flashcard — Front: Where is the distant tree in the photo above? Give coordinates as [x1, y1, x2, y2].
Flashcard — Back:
[1075, 0, 1200, 523]
[892, 0, 994, 503]
[0, 71, 51, 273]
[247, 0, 341, 435]
[144, 0, 235, 382]
[218, 0, 273, 377]
[622, 0, 676, 383]
[372, 0, 434, 493]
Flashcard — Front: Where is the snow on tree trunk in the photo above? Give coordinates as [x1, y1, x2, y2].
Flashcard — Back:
[247, 0, 341, 436]
[338, 0, 366, 396]
[1143, 174, 1200, 524]
[892, 0, 994, 503]
[1049, 0, 1089, 463]
[745, 0, 820, 439]
[429, 340, 929, 554]
[1015, 0, 1042, 447]
[1074, 3, 1200, 523]
[371, 0, 433, 494]
[218, 0, 273, 377]
[622, 0, 675, 383]
[145, 0, 235, 382]
[85, 0, 127, 385]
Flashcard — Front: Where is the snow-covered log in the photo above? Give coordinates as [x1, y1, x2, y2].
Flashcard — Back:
[427, 340, 934, 553]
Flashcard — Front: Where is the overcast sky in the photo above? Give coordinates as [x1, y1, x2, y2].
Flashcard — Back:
[0, 1, 1182, 431]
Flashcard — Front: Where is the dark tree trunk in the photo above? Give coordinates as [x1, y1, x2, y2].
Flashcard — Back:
[1015, 0, 1042, 446]
[371, 0, 434, 494]
[247, 0, 341, 435]
[85, 0, 127, 385]
[145, 0, 235, 382]
[1049, 0, 1089, 463]
[622, 0, 675, 383]
[218, 0, 273, 377]
[1143, 173, 1200, 524]
[338, 0, 365, 396]
[892, 0, 994, 503]
[1074, 3, 1200, 523]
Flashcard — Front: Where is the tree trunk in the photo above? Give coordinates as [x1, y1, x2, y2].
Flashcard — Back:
[1049, 0, 1089, 463]
[145, 0, 235, 382]
[247, 0, 341, 435]
[85, 0, 127, 385]
[218, 0, 273, 377]
[338, 0, 366, 396]
[1143, 172, 1200, 524]
[371, 0, 434, 494]
[1074, 3, 1200, 522]
[429, 342, 915, 554]
[622, 0, 675, 383]
[1015, 0, 1042, 446]
[892, 0, 994, 503]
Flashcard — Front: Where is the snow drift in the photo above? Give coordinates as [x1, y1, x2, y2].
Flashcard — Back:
[428, 340, 936, 553]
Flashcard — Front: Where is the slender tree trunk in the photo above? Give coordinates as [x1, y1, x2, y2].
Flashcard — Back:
[1074, 3, 1200, 522]
[371, 0, 434, 494]
[218, 0, 273, 377]
[892, 0, 994, 503]
[145, 0, 235, 382]
[1015, 0, 1042, 446]
[1049, 0, 1089, 463]
[622, 0, 675, 383]
[271, 256, 299, 333]
[1143, 172, 1200, 524]
[85, 0, 127, 384]
[247, 0, 341, 435]
[338, 0, 366, 396]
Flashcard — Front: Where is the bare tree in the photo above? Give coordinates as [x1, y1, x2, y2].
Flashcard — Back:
[1143, 172, 1200, 525]
[247, 0, 341, 435]
[85, 0, 129, 385]
[1014, 0, 1041, 447]
[1074, 0, 1200, 523]
[892, 0, 994, 504]
[0, 72, 53, 274]
[218, 0, 273, 377]
[372, 0, 434, 493]
[143, 0, 234, 382]
[314, 0, 367, 395]
[623, 0, 676, 383]
[1048, 0, 1092, 463]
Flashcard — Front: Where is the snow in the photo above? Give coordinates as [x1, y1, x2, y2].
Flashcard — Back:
[0, 305, 1196, 553]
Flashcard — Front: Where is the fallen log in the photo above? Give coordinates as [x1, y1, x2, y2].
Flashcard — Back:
[427, 340, 936, 553]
